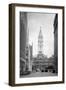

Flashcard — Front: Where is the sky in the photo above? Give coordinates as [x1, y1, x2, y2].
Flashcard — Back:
[27, 12, 55, 57]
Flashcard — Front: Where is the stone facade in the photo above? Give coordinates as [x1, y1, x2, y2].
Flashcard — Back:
[20, 12, 33, 76]
[20, 12, 30, 75]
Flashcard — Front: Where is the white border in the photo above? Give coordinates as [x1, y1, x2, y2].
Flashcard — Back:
[15, 6, 63, 84]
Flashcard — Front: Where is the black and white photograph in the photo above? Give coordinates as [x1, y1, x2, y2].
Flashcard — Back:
[20, 12, 58, 78]
[9, 4, 64, 86]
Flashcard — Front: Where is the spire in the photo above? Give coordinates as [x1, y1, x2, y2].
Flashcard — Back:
[38, 26, 43, 39]
[38, 26, 43, 54]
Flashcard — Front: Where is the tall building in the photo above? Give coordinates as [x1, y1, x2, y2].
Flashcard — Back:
[32, 27, 48, 72]
[20, 12, 31, 75]
[38, 27, 43, 55]
[20, 12, 27, 60]
[54, 14, 58, 73]
[20, 12, 33, 76]
[32, 27, 56, 73]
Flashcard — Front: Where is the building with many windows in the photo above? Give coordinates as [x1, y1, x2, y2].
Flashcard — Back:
[20, 12, 32, 76]
[20, 12, 27, 75]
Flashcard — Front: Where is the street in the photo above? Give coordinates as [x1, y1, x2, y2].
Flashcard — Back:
[21, 71, 57, 78]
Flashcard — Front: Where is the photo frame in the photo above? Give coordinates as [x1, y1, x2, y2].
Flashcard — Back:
[9, 3, 64, 86]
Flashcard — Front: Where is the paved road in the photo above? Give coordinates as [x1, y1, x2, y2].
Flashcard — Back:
[21, 72, 57, 78]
